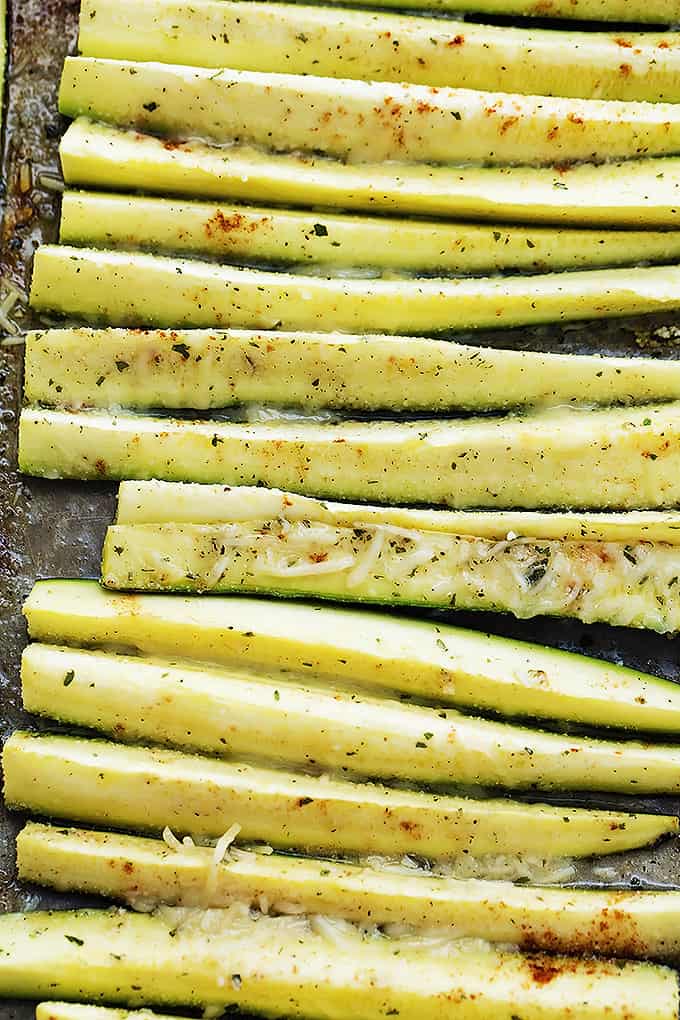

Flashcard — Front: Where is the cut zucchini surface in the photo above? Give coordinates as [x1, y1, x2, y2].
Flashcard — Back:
[24, 579, 680, 731]
[117, 482, 680, 543]
[60, 120, 680, 228]
[102, 485, 680, 633]
[18, 404, 680, 510]
[29, 246, 680, 331]
[77, 0, 680, 103]
[58, 58, 680, 166]
[23, 643, 680, 792]
[18, 823, 680, 958]
[61, 192, 680, 275]
[1, 910, 676, 1020]
[25, 327, 680, 413]
[5, 731, 676, 857]
[102, 518, 680, 634]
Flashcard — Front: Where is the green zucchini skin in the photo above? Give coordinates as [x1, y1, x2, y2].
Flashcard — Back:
[23, 643, 680, 792]
[100, 518, 680, 634]
[61, 192, 680, 274]
[77, 0, 680, 102]
[18, 404, 680, 510]
[0, 910, 676, 1019]
[59, 120, 680, 228]
[24, 579, 680, 732]
[28, 246, 680, 332]
[24, 327, 680, 412]
[7, 731, 673, 857]
[58, 58, 680, 166]
[18, 823, 680, 959]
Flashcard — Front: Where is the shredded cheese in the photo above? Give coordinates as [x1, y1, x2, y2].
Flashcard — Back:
[346, 529, 386, 588]
[213, 823, 242, 867]
[162, 826, 184, 852]
[362, 852, 576, 886]
[169, 518, 680, 632]
[0, 282, 26, 335]
[37, 171, 66, 192]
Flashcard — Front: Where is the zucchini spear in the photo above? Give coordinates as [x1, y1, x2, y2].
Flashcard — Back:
[0, 910, 676, 1020]
[5, 731, 676, 857]
[59, 120, 680, 228]
[117, 481, 680, 542]
[77, 0, 680, 103]
[18, 823, 680, 959]
[24, 578, 680, 731]
[23, 642, 680, 792]
[18, 404, 680, 510]
[28, 246, 680, 332]
[24, 327, 680, 413]
[61, 192, 680, 275]
[102, 486, 680, 633]
[58, 58, 680, 166]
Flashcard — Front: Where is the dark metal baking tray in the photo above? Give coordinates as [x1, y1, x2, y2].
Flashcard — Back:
[3, 1, 680, 1016]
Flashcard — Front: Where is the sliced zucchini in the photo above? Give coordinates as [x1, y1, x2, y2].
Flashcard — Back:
[101, 505, 680, 633]
[18, 404, 680, 510]
[61, 192, 680, 275]
[28, 246, 680, 331]
[24, 327, 680, 413]
[59, 120, 680, 228]
[24, 579, 680, 731]
[5, 731, 676, 857]
[1, 910, 676, 1019]
[58, 58, 680, 166]
[77, 0, 680, 103]
[117, 482, 680, 542]
[24, 643, 680, 792]
[19, 822, 680, 959]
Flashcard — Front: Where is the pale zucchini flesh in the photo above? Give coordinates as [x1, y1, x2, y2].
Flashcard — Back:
[5, 731, 676, 857]
[58, 58, 680, 166]
[19, 823, 680, 959]
[24, 327, 680, 413]
[23, 643, 680, 792]
[59, 120, 680, 228]
[24, 579, 680, 732]
[102, 517, 680, 634]
[28, 246, 680, 332]
[77, 0, 680, 103]
[61, 191, 680, 275]
[18, 404, 680, 510]
[1, 909, 676, 1020]
[117, 481, 680, 544]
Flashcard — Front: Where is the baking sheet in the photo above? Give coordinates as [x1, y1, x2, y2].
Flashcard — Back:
[3, 1, 680, 1016]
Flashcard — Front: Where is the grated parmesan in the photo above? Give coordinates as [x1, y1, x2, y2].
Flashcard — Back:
[162, 826, 184, 852]
[167, 517, 680, 632]
[362, 852, 576, 886]
[213, 823, 242, 867]
[346, 529, 386, 588]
